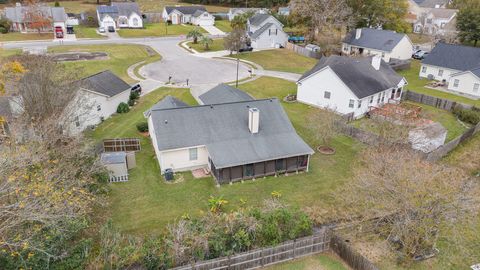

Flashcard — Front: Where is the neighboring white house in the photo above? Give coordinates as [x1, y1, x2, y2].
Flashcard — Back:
[162, 6, 214, 26]
[342, 28, 414, 62]
[419, 43, 480, 98]
[297, 55, 407, 118]
[67, 71, 131, 134]
[4, 3, 67, 33]
[247, 14, 288, 49]
[146, 94, 314, 185]
[96, 2, 143, 30]
[227, 8, 268, 21]
[414, 8, 457, 36]
[278, 7, 290, 16]
[407, 0, 450, 17]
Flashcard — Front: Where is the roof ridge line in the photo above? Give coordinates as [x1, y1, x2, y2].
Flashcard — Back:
[150, 97, 278, 112]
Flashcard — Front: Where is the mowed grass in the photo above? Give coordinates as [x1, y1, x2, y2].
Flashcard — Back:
[48, 44, 160, 84]
[237, 49, 317, 74]
[47, 1, 99, 13]
[265, 253, 349, 270]
[399, 60, 480, 107]
[215, 20, 233, 32]
[0, 32, 53, 42]
[186, 39, 225, 52]
[136, 0, 229, 13]
[0, 48, 21, 58]
[118, 23, 206, 38]
[74, 25, 105, 39]
[93, 78, 360, 235]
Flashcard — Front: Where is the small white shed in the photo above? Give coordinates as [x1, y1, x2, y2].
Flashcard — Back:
[101, 152, 129, 182]
[305, 44, 321, 52]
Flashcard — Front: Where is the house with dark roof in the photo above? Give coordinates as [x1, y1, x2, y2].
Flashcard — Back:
[146, 97, 314, 184]
[227, 8, 268, 21]
[247, 14, 288, 49]
[413, 8, 457, 36]
[198, 84, 253, 105]
[96, 2, 143, 30]
[420, 43, 480, 98]
[342, 28, 414, 62]
[4, 3, 67, 33]
[162, 5, 214, 26]
[67, 70, 131, 134]
[297, 55, 407, 118]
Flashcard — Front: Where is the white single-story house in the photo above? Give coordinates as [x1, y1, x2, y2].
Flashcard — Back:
[162, 6, 214, 26]
[413, 8, 457, 36]
[67, 71, 131, 134]
[342, 28, 414, 62]
[419, 43, 480, 98]
[146, 94, 314, 185]
[247, 14, 288, 49]
[297, 55, 407, 118]
[4, 3, 67, 33]
[96, 2, 143, 30]
[227, 8, 268, 21]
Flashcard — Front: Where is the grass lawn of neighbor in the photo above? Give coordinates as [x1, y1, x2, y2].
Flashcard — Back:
[93, 77, 361, 235]
[264, 253, 349, 270]
[47, 0, 98, 13]
[0, 48, 21, 58]
[237, 49, 317, 74]
[74, 25, 105, 39]
[407, 33, 432, 44]
[0, 32, 53, 42]
[48, 44, 160, 84]
[399, 60, 480, 107]
[215, 20, 233, 33]
[118, 23, 206, 38]
[186, 39, 225, 52]
[136, 0, 229, 13]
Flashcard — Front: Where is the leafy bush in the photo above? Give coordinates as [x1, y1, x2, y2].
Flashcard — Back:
[136, 122, 149, 133]
[452, 107, 480, 125]
[54, 1, 60, 7]
[128, 99, 135, 106]
[0, 18, 11, 33]
[130, 92, 140, 101]
[117, 102, 130, 113]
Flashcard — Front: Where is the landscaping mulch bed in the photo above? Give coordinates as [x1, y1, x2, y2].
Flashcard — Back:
[317, 146, 336, 155]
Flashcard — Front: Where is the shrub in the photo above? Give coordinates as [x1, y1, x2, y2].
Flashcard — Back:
[0, 27, 6, 34]
[136, 122, 149, 133]
[54, 1, 60, 7]
[128, 99, 135, 106]
[117, 102, 130, 113]
[130, 92, 140, 101]
[452, 107, 480, 125]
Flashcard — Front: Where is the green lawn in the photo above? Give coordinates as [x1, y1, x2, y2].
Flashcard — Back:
[399, 60, 480, 107]
[237, 49, 317, 74]
[0, 32, 52, 42]
[0, 49, 21, 58]
[93, 78, 360, 235]
[186, 39, 225, 52]
[215, 20, 233, 33]
[47, 1, 99, 13]
[407, 33, 431, 44]
[118, 23, 206, 38]
[136, 0, 229, 13]
[265, 253, 349, 270]
[48, 44, 160, 84]
[74, 25, 104, 39]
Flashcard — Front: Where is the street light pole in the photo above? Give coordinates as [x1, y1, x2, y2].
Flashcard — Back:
[236, 54, 240, 88]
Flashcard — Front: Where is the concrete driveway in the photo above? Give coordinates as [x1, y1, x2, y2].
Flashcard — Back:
[201, 25, 225, 36]
[139, 38, 251, 86]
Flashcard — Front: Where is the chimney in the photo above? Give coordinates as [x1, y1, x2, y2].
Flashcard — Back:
[371, 55, 381, 71]
[355, 28, 362, 39]
[248, 108, 259, 134]
[15, 2, 21, 7]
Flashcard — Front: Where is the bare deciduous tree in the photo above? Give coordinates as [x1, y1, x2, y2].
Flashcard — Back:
[223, 28, 248, 55]
[307, 108, 342, 149]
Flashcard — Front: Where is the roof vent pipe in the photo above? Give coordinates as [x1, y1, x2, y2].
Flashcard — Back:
[248, 108, 259, 134]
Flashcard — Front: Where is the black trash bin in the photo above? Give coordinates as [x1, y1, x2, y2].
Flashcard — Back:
[164, 168, 174, 181]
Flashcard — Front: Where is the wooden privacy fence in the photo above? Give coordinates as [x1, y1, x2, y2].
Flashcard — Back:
[170, 230, 331, 270]
[330, 235, 379, 270]
[285, 42, 322, 59]
[144, 12, 163, 23]
[403, 90, 474, 111]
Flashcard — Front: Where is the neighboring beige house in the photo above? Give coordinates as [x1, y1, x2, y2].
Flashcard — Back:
[4, 3, 67, 33]
[342, 28, 414, 62]
[414, 8, 457, 36]
[420, 43, 480, 98]
[96, 2, 143, 30]
[227, 8, 268, 21]
[162, 6, 214, 26]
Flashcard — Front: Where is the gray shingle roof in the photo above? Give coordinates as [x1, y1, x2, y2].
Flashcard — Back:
[199, 84, 253, 104]
[471, 67, 480, 78]
[144, 95, 188, 117]
[192, 10, 206, 17]
[248, 13, 270, 26]
[79, 70, 131, 97]
[164, 5, 206, 15]
[422, 43, 480, 72]
[97, 5, 119, 20]
[101, 152, 126, 164]
[111, 2, 141, 17]
[5, 5, 66, 23]
[250, 22, 274, 39]
[149, 98, 314, 169]
[299, 55, 404, 99]
[343, 28, 406, 52]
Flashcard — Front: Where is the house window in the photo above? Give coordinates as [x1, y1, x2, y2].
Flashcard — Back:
[74, 116, 80, 127]
[421, 66, 427, 73]
[453, 79, 459, 88]
[358, 99, 362, 108]
[97, 104, 101, 111]
[244, 164, 254, 177]
[189, 148, 198, 161]
[381, 92, 385, 102]
[438, 69, 444, 77]
[376, 94, 381, 104]
[133, 18, 139, 26]
[381, 52, 385, 58]
[474, 83, 479, 92]
[324, 91, 331, 99]
[391, 89, 395, 99]
[369, 96, 374, 104]
[348, 99, 354, 108]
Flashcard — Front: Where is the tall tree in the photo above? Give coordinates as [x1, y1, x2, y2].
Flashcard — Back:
[187, 28, 203, 44]
[24, 0, 52, 33]
[347, 0, 410, 32]
[456, 6, 480, 46]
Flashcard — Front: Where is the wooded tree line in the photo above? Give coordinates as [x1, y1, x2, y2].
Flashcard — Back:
[181, 0, 289, 8]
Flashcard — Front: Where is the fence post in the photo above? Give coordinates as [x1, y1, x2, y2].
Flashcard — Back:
[260, 247, 264, 267]
[293, 239, 296, 259]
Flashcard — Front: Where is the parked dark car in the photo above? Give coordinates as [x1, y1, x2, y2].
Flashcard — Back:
[108, 26, 115, 33]
[239, 46, 253, 52]
[66, 25, 74, 34]
[131, 83, 142, 94]
[412, 50, 429, 60]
